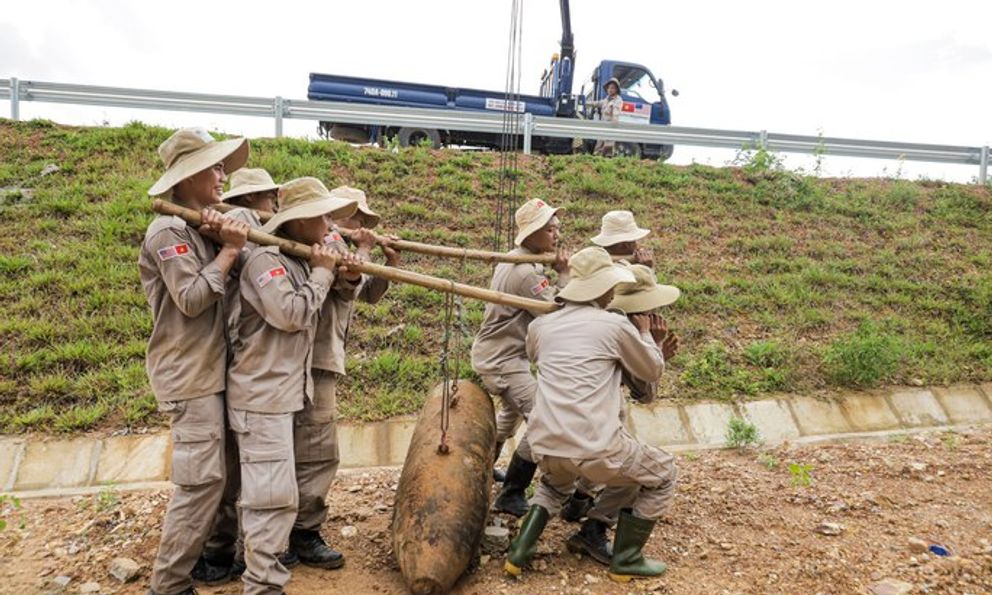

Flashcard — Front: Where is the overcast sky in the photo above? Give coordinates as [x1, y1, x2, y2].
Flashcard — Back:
[3, 0, 990, 181]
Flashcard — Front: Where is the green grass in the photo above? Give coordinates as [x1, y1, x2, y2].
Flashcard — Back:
[1, 118, 991, 432]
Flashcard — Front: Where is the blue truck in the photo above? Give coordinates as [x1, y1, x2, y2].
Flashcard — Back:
[309, 0, 675, 160]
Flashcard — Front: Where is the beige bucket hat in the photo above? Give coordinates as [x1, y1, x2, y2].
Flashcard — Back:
[591, 210, 651, 246]
[558, 247, 636, 303]
[514, 198, 562, 246]
[148, 127, 249, 198]
[608, 264, 681, 313]
[603, 77, 622, 92]
[260, 177, 359, 234]
[329, 185, 381, 228]
[221, 168, 280, 202]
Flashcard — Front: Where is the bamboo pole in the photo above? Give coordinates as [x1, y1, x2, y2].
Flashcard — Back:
[211, 203, 632, 264]
[153, 200, 560, 314]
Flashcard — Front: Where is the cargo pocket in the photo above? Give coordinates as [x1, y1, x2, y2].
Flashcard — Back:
[294, 420, 339, 464]
[239, 443, 297, 510]
[170, 422, 224, 487]
[619, 444, 675, 488]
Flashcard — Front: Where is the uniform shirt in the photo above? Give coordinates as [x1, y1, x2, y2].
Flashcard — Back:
[311, 228, 390, 374]
[525, 302, 664, 458]
[138, 214, 228, 401]
[594, 94, 624, 124]
[227, 246, 334, 413]
[223, 207, 263, 351]
[470, 247, 559, 375]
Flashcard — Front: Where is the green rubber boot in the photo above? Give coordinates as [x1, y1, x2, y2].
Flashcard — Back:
[607, 510, 667, 583]
[504, 505, 550, 577]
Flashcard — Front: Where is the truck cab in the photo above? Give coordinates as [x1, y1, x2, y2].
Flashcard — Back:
[578, 60, 674, 160]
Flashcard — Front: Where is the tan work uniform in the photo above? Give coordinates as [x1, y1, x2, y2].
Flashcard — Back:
[593, 94, 624, 156]
[139, 214, 231, 595]
[227, 245, 334, 595]
[471, 246, 561, 462]
[296, 229, 390, 531]
[202, 206, 265, 564]
[526, 302, 677, 523]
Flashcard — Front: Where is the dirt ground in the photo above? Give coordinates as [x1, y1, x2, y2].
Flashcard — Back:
[2, 429, 991, 595]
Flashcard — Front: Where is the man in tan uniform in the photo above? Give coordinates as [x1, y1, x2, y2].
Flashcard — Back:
[561, 263, 681, 564]
[286, 185, 400, 569]
[592, 77, 624, 156]
[471, 198, 568, 517]
[505, 247, 677, 583]
[590, 210, 655, 268]
[141, 127, 251, 595]
[559, 211, 658, 524]
[226, 177, 358, 595]
[192, 168, 285, 585]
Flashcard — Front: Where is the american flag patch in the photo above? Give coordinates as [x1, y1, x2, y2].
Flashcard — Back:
[530, 278, 550, 296]
[256, 266, 287, 288]
[157, 243, 190, 261]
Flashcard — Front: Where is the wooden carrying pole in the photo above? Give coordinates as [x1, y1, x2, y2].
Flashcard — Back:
[211, 203, 632, 265]
[153, 200, 559, 314]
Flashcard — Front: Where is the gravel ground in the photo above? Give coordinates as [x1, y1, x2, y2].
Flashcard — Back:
[2, 428, 991, 595]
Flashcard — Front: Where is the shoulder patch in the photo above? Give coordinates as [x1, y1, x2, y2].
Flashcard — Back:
[327, 231, 344, 243]
[256, 266, 287, 288]
[530, 277, 550, 296]
[157, 243, 190, 261]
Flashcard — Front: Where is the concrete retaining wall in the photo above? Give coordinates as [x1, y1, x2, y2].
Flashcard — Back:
[4, 384, 991, 497]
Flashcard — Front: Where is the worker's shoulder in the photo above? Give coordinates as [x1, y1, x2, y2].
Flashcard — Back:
[244, 244, 281, 265]
[144, 214, 187, 239]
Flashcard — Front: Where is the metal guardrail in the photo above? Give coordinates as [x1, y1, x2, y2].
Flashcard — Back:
[2, 77, 988, 183]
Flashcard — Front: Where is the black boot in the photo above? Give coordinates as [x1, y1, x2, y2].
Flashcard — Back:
[493, 453, 537, 517]
[560, 490, 593, 522]
[191, 553, 233, 585]
[565, 518, 612, 565]
[493, 441, 506, 483]
[289, 529, 345, 570]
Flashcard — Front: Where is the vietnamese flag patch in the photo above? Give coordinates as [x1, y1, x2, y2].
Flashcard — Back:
[256, 266, 287, 288]
[157, 243, 190, 261]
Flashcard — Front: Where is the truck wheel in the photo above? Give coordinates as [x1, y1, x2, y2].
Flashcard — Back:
[657, 144, 674, 162]
[615, 142, 642, 159]
[398, 127, 441, 149]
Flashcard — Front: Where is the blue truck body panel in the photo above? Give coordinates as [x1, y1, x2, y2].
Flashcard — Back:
[308, 73, 556, 117]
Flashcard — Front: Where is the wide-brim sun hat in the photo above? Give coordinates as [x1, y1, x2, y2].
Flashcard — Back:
[591, 210, 650, 246]
[514, 198, 562, 246]
[558, 246, 636, 303]
[329, 185, 381, 229]
[608, 263, 681, 313]
[221, 168, 280, 202]
[148, 127, 249, 198]
[261, 177, 359, 234]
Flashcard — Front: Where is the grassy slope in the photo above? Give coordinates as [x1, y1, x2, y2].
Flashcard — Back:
[1, 119, 990, 433]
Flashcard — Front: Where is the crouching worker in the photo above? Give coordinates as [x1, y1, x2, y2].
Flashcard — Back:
[560, 263, 681, 563]
[506, 247, 678, 583]
[141, 128, 250, 595]
[226, 177, 358, 594]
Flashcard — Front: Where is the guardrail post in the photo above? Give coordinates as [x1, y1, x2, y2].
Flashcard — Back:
[10, 77, 20, 121]
[980, 145, 989, 185]
[522, 112, 534, 155]
[759, 129, 768, 149]
[274, 96, 284, 138]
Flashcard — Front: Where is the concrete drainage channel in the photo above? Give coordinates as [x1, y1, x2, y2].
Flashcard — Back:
[3, 384, 992, 498]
